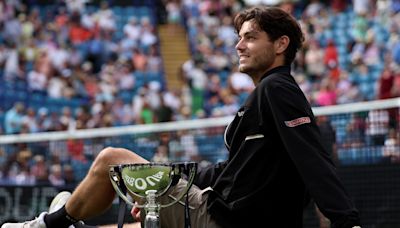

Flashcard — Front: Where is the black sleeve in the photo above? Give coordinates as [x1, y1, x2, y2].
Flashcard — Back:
[264, 80, 360, 227]
[194, 161, 227, 189]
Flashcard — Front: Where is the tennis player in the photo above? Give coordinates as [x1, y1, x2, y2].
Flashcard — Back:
[3, 6, 361, 228]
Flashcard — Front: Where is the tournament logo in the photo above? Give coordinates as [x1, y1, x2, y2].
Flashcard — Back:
[284, 117, 311, 127]
[122, 165, 171, 195]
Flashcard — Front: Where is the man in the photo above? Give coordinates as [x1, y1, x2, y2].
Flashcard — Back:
[2, 6, 361, 228]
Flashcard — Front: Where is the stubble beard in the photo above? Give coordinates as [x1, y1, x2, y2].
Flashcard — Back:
[238, 60, 260, 76]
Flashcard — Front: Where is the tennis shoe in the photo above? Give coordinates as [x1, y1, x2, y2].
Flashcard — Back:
[49, 191, 71, 214]
[2, 191, 79, 228]
[1, 212, 47, 228]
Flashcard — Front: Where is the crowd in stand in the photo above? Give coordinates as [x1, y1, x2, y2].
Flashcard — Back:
[2, 0, 400, 134]
[1, 0, 400, 185]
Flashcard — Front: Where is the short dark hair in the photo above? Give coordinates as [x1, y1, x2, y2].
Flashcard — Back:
[233, 6, 304, 65]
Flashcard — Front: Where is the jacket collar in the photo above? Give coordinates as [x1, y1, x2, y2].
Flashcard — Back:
[260, 65, 291, 81]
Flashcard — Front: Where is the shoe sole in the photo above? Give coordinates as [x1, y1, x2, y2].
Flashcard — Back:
[49, 191, 72, 213]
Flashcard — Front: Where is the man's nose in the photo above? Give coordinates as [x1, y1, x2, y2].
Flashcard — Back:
[235, 39, 244, 51]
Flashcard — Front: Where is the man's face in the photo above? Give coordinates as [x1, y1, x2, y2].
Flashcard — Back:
[235, 20, 276, 81]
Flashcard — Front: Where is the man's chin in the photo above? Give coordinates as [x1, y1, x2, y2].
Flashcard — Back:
[238, 65, 247, 73]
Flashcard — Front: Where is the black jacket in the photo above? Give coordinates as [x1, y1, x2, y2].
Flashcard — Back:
[195, 66, 360, 228]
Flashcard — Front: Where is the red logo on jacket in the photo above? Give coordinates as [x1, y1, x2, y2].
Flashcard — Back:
[284, 117, 311, 127]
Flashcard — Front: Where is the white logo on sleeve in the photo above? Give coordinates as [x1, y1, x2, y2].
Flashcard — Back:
[237, 111, 245, 117]
[284, 117, 311, 127]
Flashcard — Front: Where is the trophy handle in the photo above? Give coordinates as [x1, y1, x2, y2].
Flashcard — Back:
[160, 162, 197, 208]
[109, 166, 136, 207]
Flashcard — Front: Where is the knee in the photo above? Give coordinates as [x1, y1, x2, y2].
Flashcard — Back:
[89, 147, 147, 178]
[94, 147, 144, 167]
[89, 147, 128, 176]
[94, 147, 123, 167]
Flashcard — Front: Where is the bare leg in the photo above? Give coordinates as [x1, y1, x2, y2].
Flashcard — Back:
[65, 147, 148, 220]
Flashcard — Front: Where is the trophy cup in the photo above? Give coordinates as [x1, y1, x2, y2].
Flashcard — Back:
[109, 162, 197, 228]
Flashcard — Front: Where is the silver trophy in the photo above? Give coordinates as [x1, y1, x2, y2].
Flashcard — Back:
[109, 162, 197, 228]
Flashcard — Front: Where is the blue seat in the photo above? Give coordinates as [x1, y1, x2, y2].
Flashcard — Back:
[113, 6, 123, 15]
[138, 7, 150, 18]
[125, 6, 137, 16]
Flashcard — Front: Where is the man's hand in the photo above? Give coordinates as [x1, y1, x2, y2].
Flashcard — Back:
[131, 203, 141, 222]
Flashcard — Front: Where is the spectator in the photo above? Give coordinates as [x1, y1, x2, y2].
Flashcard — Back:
[351, 13, 369, 43]
[123, 16, 141, 42]
[146, 45, 163, 73]
[67, 138, 85, 162]
[353, 0, 372, 16]
[14, 166, 35, 185]
[207, 49, 230, 72]
[48, 164, 65, 186]
[154, 93, 174, 123]
[2, 10, 21, 45]
[303, 0, 324, 19]
[30, 155, 49, 184]
[382, 128, 400, 163]
[377, 68, 395, 99]
[304, 39, 325, 81]
[21, 107, 39, 133]
[138, 99, 155, 124]
[343, 114, 366, 148]
[3, 43, 21, 81]
[227, 67, 254, 95]
[116, 64, 135, 91]
[59, 106, 76, 131]
[37, 107, 52, 132]
[95, 1, 116, 33]
[337, 81, 364, 104]
[63, 164, 77, 186]
[131, 47, 148, 71]
[151, 145, 169, 163]
[4, 102, 25, 134]
[163, 89, 182, 115]
[330, 0, 348, 13]
[217, 15, 237, 46]
[20, 39, 39, 69]
[363, 31, 381, 67]
[47, 111, 64, 131]
[366, 109, 390, 146]
[69, 21, 92, 46]
[65, 0, 88, 14]
[205, 73, 222, 99]
[147, 81, 162, 110]
[166, 0, 182, 26]
[27, 62, 48, 95]
[47, 74, 67, 99]
[112, 98, 133, 125]
[186, 61, 208, 114]
[315, 78, 337, 106]
[323, 39, 340, 80]
[178, 129, 199, 161]
[139, 17, 157, 50]
[218, 89, 239, 116]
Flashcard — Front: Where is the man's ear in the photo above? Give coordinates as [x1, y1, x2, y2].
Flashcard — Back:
[275, 35, 289, 54]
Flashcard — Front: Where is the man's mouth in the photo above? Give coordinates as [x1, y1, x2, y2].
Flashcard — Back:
[239, 55, 249, 62]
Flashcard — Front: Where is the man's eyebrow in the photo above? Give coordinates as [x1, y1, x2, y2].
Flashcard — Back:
[238, 30, 260, 37]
